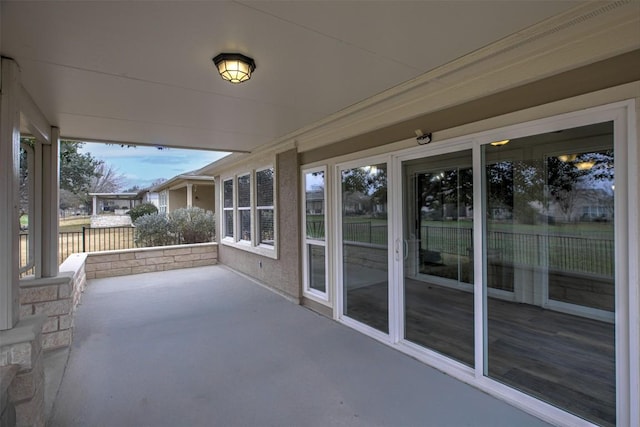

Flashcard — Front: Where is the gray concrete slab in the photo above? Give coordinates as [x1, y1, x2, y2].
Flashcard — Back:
[49, 265, 551, 427]
[44, 347, 69, 420]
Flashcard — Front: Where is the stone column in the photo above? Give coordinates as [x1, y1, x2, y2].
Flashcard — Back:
[0, 315, 47, 427]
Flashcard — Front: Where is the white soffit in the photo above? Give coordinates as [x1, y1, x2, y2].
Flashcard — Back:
[1, 1, 584, 153]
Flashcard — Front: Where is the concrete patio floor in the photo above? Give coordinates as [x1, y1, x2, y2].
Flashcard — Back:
[48, 265, 551, 427]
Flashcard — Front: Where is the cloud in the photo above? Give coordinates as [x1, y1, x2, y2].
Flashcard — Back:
[79, 142, 229, 188]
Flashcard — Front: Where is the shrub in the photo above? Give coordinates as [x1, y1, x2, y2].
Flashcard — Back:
[133, 213, 175, 247]
[128, 203, 158, 222]
[169, 207, 215, 244]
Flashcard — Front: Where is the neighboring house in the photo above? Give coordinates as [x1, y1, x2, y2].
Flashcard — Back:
[87, 192, 140, 228]
[2, 3, 639, 427]
[151, 173, 215, 215]
[137, 188, 160, 210]
[305, 189, 324, 215]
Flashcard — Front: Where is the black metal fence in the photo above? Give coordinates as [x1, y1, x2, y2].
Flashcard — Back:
[20, 226, 138, 270]
[307, 220, 614, 277]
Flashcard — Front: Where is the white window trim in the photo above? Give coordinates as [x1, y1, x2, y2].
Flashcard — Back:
[221, 178, 234, 242]
[236, 172, 252, 243]
[302, 166, 329, 305]
[220, 166, 278, 259]
[256, 166, 276, 249]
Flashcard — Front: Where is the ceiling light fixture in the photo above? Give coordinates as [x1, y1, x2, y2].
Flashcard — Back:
[575, 160, 596, 170]
[213, 53, 256, 84]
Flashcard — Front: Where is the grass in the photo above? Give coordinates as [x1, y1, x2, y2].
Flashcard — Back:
[59, 215, 91, 232]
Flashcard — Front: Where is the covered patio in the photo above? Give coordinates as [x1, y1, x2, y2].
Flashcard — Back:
[47, 265, 548, 427]
[2, 2, 639, 426]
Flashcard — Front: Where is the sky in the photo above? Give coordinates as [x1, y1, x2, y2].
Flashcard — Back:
[78, 142, 229, 190]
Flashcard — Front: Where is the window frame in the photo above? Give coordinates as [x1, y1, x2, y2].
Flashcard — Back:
[220, 165, 278, 258]
[158, 190, 168, 215]
[222, 178, 235, 242]
[256, 167, 275, 248]
[236, 172, 252, 244]
[302, 166, 329, 304]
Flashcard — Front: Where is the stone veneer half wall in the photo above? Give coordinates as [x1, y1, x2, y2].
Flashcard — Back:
[84, 243, 218, 279]
[18, 254, 87, 351]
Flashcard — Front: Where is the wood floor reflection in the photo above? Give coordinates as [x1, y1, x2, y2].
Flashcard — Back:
[347, 278, 615, 427]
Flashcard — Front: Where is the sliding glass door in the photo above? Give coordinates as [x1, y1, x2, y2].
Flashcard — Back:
[339, 162, 389, 334]
[326, 105, 629, 427]
[402, 150, 474, 367]
[484, 122, 616, 426]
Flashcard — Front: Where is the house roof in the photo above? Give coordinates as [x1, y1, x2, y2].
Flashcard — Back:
[150, 174, 215, 192]
[2, 1, 587, 154]
[88, 193, 139, 200]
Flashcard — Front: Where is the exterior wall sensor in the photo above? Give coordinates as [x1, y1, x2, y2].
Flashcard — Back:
[415, 129, 432, 145]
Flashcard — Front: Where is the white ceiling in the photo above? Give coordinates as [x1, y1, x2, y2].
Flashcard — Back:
[1, 1, 583, 153]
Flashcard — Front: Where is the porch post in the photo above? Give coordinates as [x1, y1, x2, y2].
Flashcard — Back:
[0, 58, 21, 330]
[92, 194, 98, 216]
[187, 183, 193, 207]
[41, 127, 60, 276]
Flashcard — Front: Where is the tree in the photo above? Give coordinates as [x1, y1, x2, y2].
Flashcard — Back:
[59, 141, 102, 194]
[88, 163, 126, 194]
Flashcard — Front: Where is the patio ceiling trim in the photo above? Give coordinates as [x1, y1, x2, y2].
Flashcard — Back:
[300, 49, 640, 164]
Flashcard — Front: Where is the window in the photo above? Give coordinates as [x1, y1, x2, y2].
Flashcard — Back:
[223, 179, 234, 239]
[256, 168, 274, 246]
[483, 122, 616, 426]
[237, 174, 251, 241]
[302, 167, 328, 301]
[158, 191, 168, 215]
[221, 166, 277, 257]
[19, 140, 35, 275]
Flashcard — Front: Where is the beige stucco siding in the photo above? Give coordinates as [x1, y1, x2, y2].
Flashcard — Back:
[193, 184, 215, 212]
[217, 149, 300, 301]
[169, 187, 186, 211]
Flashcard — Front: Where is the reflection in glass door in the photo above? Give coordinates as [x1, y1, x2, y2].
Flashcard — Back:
[402, 150, 474, 367]
[340, 163, 388, 334]
[484, 122, 616, 427]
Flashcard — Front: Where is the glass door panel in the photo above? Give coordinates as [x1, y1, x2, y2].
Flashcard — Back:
[484, 122, 616, 427]
[402, 150, 474, 367]
[304, 169, 327, 296]
[341, 163, 388, 333]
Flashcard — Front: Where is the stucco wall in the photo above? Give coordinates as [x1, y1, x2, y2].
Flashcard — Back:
[169, 187, 186, 212]
[218, 149, 301, 301]
[194, 184, 215, 212]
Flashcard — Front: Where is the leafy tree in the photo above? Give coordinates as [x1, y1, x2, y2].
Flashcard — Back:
[59, 141, 101, 194]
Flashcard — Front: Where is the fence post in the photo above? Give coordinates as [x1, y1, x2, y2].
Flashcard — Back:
[82, 226, 86, 252]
